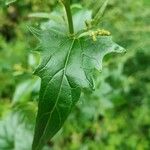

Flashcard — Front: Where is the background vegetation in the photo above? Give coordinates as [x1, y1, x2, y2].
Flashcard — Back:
[0, 0, 150, 150]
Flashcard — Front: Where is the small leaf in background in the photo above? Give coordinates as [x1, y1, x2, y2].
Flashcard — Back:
[12, 78, 40, 104]
[73, 9, 92, 32]
[5, 0, 17, 5]
[0, 113, 33, 150]
[93, 0, 109, 24]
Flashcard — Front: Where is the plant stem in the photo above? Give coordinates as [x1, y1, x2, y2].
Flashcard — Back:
[62, 0, 74, 34]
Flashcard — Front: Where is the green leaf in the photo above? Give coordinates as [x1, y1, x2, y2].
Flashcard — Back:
[28, 12, 64, 25]
[0, 113, 33, 150]
[12, 78, 40, 104]
[94, 0, 109, 20]
[73, 9, 92, 32]
[32, 27, 125, 150]
[5, 0, 17, 5]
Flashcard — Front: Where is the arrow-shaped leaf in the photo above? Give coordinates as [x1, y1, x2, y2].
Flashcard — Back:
[31, 27, 125, 150]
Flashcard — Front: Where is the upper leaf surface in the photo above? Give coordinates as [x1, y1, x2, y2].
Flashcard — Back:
[32, 28, 125, 150]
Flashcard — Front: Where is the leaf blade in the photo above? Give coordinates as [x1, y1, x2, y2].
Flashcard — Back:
[32, 28, 125, 150]
[32, 30, 81, 150]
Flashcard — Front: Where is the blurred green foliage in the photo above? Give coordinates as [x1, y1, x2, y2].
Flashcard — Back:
[0, 0, 150, 150]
